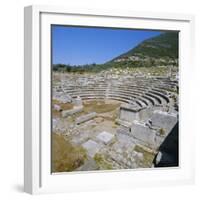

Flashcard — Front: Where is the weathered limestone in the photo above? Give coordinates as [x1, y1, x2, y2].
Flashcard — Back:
[151, 110, 177, 134]
[61, 106, 83, 117]
[96, 131, 115, 145]
[131, 113, 178, 150]
[73, 96, 83, 107]
[119, 103, 153, 123]
[53, 94, 72, 103]
[119, 103, 143, 122]
[115, 118, 132, 128]
[138, 107, 153, 122]
[76, 112, 97, 124]
[131, 121, 157, 147]
[53, 74, 176, 110]
[82, 140, 102, 157]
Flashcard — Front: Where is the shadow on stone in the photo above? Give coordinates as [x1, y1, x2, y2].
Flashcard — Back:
[153, 122, 179, 167]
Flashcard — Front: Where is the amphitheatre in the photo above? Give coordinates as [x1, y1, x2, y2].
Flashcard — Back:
[52, 66, 179, 172]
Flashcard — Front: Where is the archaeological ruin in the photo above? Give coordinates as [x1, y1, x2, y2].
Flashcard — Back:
[52, 70, 179, 172]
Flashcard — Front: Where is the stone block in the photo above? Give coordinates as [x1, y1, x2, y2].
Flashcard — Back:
[96, 131, 115, 145]
[76, 112, 97, 124]
[119, 103, 148, 122]
[151, 110, 177, 133]
[115, 118, 132, 128]
[131, 121, 156, 147]
[82, 140, 102, 158]
[61, 106, 83, 117]
[73, 96, 82, 107]
[119, 104, 140, 122]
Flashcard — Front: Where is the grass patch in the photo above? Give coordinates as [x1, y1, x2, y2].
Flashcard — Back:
[83, 100, 120, 114]
[134, 145, 156, 167]
[52, 100, 74, 118]
[94, 153, 113, 170]
[112, 123, 118, 128]
[52, 133, 87, 172]
[52, 99, 73, 110]
[159, 128, 165, 136]
[52, 110, 60, 118]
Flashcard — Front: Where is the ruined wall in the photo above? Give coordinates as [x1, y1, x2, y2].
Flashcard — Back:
[151, 110, 177, 134]
[120, 108, 139, 122]
[131, 121, 157, 147]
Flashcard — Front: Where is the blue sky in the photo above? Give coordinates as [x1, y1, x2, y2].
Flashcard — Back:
[52, 26, 162, 65]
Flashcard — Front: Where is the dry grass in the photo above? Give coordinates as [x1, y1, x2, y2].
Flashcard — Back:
[52, 99, 73, 110]
[52, 99, 120, 119]
[83, 100, 120, 114]
[52, 133, 87, 172]
[94, 153, 113, 170]
[159, 128, 166, 136]
[134, 145, 156, 167]
[52, 99, 73, 118]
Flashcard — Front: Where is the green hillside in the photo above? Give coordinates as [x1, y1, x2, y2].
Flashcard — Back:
[113, 32, 179, 60]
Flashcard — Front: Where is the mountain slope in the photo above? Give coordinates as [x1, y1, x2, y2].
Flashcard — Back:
[110, 32, 179, 67]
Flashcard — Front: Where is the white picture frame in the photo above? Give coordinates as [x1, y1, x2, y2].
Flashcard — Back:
[24, 5, 195, 194]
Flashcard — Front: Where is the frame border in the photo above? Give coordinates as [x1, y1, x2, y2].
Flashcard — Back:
[24, 5, 195, 194]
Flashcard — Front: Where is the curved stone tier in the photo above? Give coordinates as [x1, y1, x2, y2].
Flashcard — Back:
[53, 75, 178, 110]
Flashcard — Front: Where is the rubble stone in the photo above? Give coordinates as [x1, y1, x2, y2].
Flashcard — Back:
[61, 106, 83, 117]
[76, 112, 97, 124]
